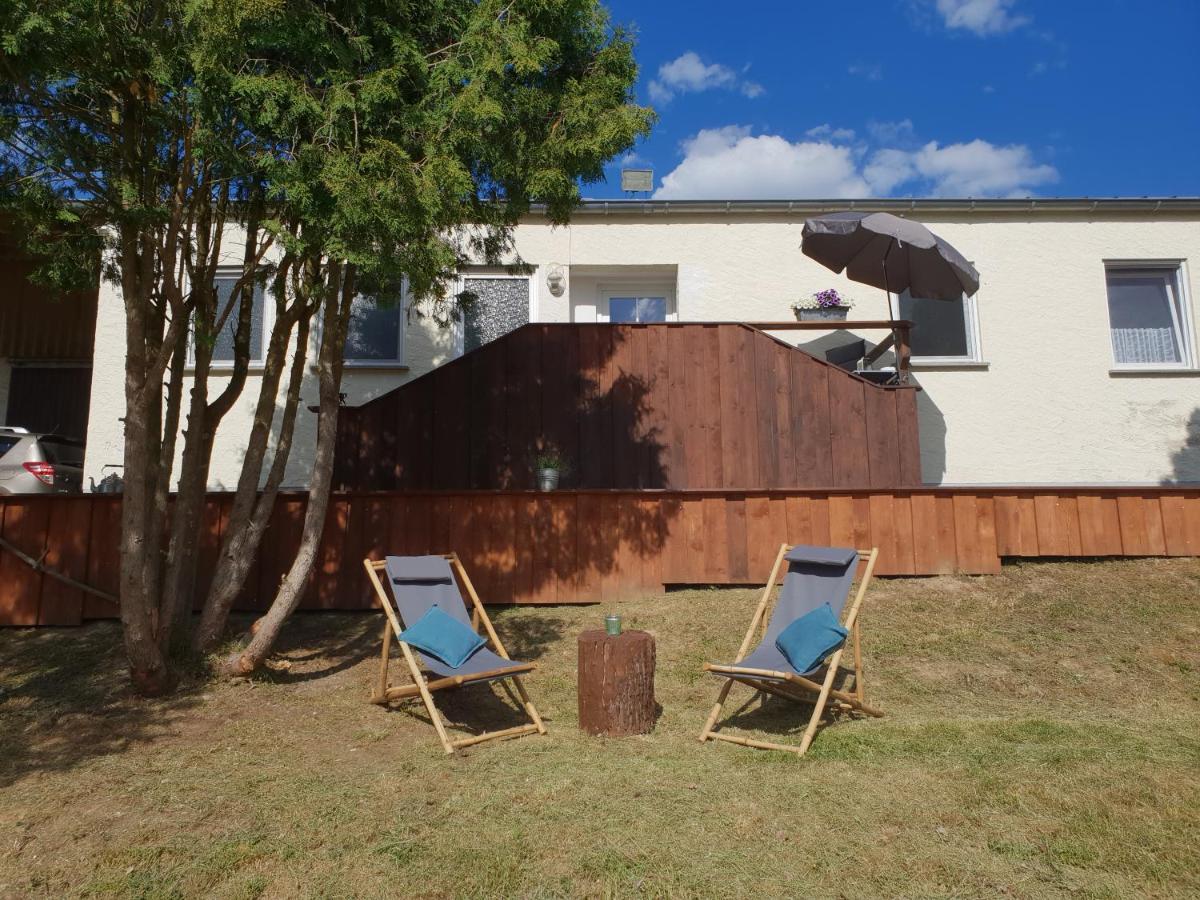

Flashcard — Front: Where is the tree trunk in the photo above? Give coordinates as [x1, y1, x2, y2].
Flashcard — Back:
[195, 304, 310, 651]
[222, 265, 353, 674]
[117, 227, 173, 696]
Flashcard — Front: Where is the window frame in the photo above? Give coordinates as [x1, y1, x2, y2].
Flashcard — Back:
[596, 283, 678, 323]
[453, 270, 537, 356]
[190, 266, 271, 370]
[1103, 259, 1196, 372]
[889, 288, 984, 367]
[340, 276, 409, 369]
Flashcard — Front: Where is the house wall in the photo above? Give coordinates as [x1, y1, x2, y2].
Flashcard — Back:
[490, 210, 1200, 486]
[83, 206, 1200, 488]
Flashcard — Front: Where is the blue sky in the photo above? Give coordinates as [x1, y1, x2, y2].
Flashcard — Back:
[589, 0, 1200, 199]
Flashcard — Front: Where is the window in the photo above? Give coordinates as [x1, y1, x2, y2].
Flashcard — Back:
[343, 284, 406, 366]
[609, 296, 668, 323]
[893, 290, 982, 364]
[598, 286, 675, 323]
[1104, 263, 1193, 368]
[209, 272, 266, 365]
[460, 275, 531, 353]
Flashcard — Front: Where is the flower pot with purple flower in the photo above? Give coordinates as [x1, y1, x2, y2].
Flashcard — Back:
[792, 288, 854, 321]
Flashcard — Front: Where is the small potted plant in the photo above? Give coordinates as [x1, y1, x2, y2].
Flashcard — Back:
[532, 443, 569, 491]
[791, 288, 855, 321]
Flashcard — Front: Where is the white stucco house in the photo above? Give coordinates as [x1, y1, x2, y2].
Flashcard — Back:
[18, 196, 1197, 490]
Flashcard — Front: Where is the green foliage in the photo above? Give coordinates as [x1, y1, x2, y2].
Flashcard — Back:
[0, 0, 654, 303]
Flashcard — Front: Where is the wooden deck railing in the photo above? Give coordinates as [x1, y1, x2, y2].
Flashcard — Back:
[746, 319, 913, 380]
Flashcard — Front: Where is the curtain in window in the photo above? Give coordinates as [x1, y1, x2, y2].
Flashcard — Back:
[1111, 327, 1180, 364]
[1105, 269, 1183, 365]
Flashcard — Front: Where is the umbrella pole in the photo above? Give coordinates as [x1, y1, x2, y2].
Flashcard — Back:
[881, 244, 905, 385]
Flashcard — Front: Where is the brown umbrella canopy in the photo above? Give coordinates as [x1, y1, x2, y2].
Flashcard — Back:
[801, 211, 980, 300]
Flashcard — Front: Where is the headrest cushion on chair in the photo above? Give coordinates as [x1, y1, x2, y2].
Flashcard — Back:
[784, 545, 857, 567]
[389, 555, 453, 584]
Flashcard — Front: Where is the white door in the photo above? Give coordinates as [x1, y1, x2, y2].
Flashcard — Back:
[597, 286, 676, 323]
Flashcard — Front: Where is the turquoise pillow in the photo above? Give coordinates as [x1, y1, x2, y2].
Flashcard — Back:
[399, 606, 485, 669]
[774, 603, 849, 674]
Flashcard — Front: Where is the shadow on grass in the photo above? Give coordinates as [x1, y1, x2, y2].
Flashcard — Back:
[0, 622, 204, 789]
[488, 609, 568, 662]
[379, 679, 538, 738]
[246, 612, 381, 685]
[714, 671, 864, 745]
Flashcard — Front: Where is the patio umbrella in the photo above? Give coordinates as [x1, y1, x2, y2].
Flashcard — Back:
[800, 211, 979, 301]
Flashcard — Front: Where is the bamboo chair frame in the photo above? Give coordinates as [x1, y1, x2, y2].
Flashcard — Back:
[363, 553, 547, 754]
[698, 544, 882, 757]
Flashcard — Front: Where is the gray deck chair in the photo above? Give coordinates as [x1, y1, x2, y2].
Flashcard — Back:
[363, 553, 546, 754]
[699, 543, 883, 756]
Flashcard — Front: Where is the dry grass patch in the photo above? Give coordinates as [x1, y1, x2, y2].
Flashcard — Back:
[1, 558, 1199, 898]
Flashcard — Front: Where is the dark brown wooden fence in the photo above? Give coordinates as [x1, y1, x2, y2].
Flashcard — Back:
[3, 486, 1200, 625]
[334, 323, 922, 491]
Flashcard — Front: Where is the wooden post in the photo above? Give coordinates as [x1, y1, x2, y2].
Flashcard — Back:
[894, 322, 912, 382]
[577, 629, 656, 736]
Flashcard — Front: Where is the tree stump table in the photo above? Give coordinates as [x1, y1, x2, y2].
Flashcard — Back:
[577, 629, 657, 736]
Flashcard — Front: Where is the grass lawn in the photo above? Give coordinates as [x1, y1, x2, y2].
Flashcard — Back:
[2, 558, 1199, 898]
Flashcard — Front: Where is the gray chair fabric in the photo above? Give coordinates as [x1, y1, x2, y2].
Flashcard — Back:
[719, 545, 859, 679]
[385, 555, 527, 680]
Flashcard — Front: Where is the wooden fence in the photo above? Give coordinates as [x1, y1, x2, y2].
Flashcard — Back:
[3, 486, 1200, 626]
[334, 323, 922, 491]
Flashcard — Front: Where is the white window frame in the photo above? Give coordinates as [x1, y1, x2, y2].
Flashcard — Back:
[1103, 259, 1196, 372]
[596, 283, 678, 323]
[191, 266, 271, 370]
[889, 289, 984, 366]
[341, 277, 409, 369]
[453, 270, 537, 356]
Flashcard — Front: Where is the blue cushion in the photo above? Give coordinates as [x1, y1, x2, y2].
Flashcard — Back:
[398, 606, 485, 669]
[774, 603, 849, 674]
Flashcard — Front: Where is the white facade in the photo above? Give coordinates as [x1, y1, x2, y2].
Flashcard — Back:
[82, 199, 1200, 488]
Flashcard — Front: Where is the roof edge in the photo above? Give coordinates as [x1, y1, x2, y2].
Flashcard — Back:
[536, 197, 1200, 216]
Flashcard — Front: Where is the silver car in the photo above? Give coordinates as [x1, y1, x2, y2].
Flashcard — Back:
[0, 427, 85, 494]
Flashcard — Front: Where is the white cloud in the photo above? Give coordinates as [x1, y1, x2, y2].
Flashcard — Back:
[619, 151, 646, 166]
[897, 139, 1058, 197]
[654, 127, 869, 200]
[648, 51, 765, 103]
[934, 0, 1029, 35]
[654, 125, 1059, 200]
[806, 124, 857, 142]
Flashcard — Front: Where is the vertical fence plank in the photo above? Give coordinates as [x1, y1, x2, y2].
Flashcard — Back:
[84, 497, 122, 619]
[790, 356, 831, 487]
[723, 495, 749, 582]
[864, 390, 901, 489]
[1158, 496, 1189, 556]
[38, 498, 90, 625]
[828, 377, 869, 487]
[0, 498, 48, 625]
[744, 495, 775, 580]
[701, 496, 729, 583]
[1075, 494, 1120, 557]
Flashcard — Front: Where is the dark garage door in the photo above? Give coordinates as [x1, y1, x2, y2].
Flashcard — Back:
[6, 365, 93, 441]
